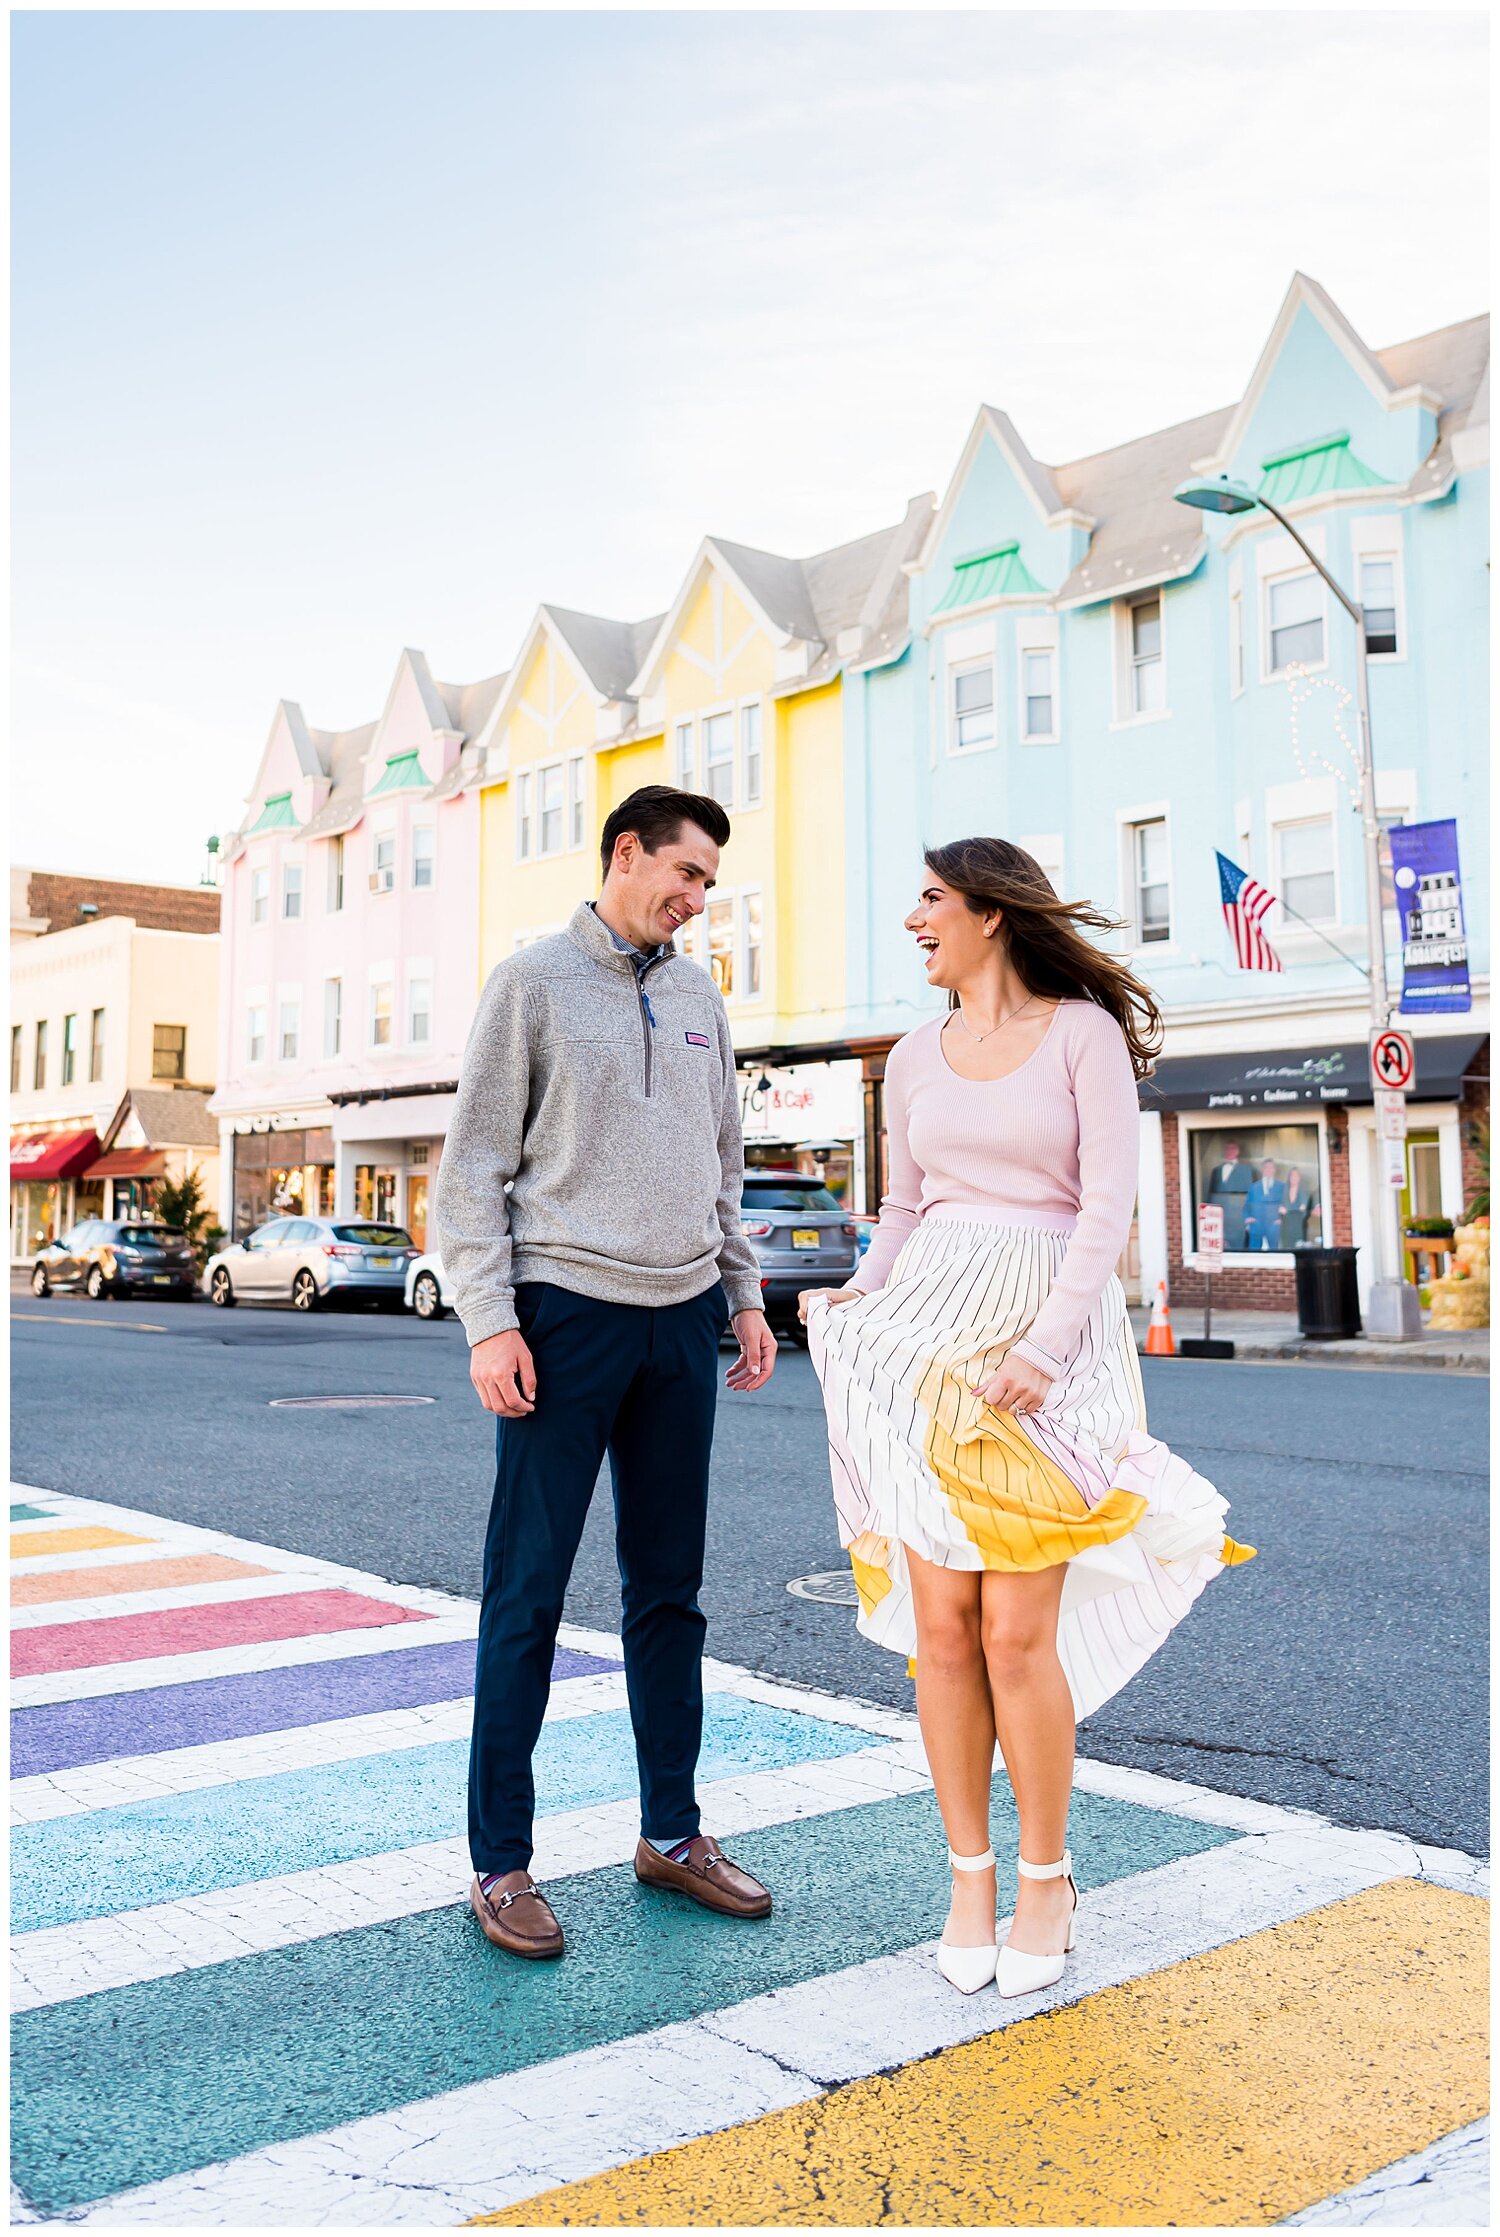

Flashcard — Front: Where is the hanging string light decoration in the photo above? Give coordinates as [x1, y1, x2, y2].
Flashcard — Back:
[1282, 662, 1365, 808]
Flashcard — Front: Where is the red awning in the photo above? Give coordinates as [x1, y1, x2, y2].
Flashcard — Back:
[9, 1130, 102, 1181]
[85, 1149, 168, 1180]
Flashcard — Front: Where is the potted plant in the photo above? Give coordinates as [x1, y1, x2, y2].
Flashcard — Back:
[1403, 1214, 1455, 1239]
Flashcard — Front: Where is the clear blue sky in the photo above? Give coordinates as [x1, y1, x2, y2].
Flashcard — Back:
[12, 8, 1488, 885]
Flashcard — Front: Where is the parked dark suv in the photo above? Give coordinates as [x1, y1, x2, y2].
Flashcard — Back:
[32, 1220, 197, 1301]
[740, 1170, 859, 1336]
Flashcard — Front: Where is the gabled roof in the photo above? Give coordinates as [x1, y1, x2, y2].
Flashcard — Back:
[543, 606, 665, 703]
[435, 671, 508, 737]
[100, 1087, 219, 1152]
[1051, 404, 1229, 608]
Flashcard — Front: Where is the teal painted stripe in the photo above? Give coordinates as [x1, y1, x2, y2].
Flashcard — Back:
[11, 1504, 56, 1521]
[11, 1787, 1234, 2213]
[12, 1696, 880, 1933]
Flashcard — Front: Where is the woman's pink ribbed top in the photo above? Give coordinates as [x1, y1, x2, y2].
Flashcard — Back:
[849, 999, 1141, 1379]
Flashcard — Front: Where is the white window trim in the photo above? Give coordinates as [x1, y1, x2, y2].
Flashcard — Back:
[1016, 633, 1060, 745]
[1109, 596, 1170, 729]
[322, 976, 343, 1060]
[673, 717, 697, 789]
[515, 770, 534, 862]
[699, 700, 736, 809]
[281, 856, 305, 920]
[370, 825, 398, 894]
[1116, 802, 1175, 955]
[525, 757, 568, 860]
[410, 821, 436, 888]
[368, 969, 396, 1050]
[1271, 812, 1340, 931]
[566, 755, 587, 853]
[738, 697, 765, 807]
[738, 884, 765, 1004]
[1177, 1107, 1333, 1273]
[1261, 562, 1330, 684]
[276, 992, 302, 1065]
[325, 834, 347, 914]
[405, 965, 434, 1050]
[249, 862, 271, 924]
[947, 654, 998, 758]
[245, 993, 268, 1067]
[1352, 532, 1407, 666]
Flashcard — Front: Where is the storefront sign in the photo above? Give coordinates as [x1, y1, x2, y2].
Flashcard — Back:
[738, 1060, 862, 1144]
[1143, 1033, 1486, 1112]
[1389, 819, 1470, 1016]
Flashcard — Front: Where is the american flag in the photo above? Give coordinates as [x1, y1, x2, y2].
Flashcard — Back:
[1217, 852, 1283, 972]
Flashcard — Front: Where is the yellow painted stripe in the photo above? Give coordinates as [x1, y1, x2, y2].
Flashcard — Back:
[10, 1527, 154, 1559]
[474, 1879, 1487, 2228]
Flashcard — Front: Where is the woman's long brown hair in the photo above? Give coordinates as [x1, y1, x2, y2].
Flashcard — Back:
[924, 836, 1163, 1081]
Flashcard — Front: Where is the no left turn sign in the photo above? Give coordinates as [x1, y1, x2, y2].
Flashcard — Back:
[1370, 1028, 1415, 1091]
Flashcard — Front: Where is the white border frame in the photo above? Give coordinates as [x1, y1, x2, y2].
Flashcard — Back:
[1271, 811, 1341, 932]
[698, 699, 736, 810]
[1016, 622, 1060, 745]
[1177, 1106, 1334, 1272]
[1116, 801, 1175, 954]
[1111, 591, 1170, 729]
[946, 653, 998, 758]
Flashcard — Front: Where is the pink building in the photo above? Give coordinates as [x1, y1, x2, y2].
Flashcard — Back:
[210, 649, 503, 1246]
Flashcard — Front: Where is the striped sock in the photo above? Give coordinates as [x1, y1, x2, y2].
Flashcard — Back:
[644, 1834, 697, 1862]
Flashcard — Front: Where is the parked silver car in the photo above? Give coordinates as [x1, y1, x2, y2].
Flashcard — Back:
[204, 1217, 418, 1311]
[740, 1169, 859, 1336]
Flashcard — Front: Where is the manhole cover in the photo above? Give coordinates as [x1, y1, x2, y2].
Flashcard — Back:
[268, 1395, 437, 1409]
[786, 1570, 859, 1606]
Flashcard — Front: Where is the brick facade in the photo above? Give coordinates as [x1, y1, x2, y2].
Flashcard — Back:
[25, 871, 220, 939]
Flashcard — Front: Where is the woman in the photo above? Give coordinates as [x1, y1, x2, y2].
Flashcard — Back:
[800, 839, 1253, 1999]
[1279, 1164, 1314, 1248]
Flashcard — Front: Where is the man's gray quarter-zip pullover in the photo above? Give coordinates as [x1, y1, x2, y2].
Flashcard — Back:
[433, 900, 764, 1345]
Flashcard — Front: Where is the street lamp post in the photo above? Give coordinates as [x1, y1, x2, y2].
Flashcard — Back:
[1172, 473, 1421, 1340]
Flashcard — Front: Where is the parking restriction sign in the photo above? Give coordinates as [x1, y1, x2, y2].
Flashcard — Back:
[1370, 1028, 1415, 1092]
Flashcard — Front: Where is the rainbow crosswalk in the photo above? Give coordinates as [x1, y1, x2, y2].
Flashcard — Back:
[9, 1483, 1490, 2227]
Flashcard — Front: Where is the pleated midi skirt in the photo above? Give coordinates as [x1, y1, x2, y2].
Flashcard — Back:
[805, 1208, 1254, 1721]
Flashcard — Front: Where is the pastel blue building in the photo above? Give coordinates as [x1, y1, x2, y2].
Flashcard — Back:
[841, 276, 1489, 1312]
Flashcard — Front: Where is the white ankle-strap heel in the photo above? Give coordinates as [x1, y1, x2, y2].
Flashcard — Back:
[995, 1848, 1078, 1998]
[936, 1846, 998, 1996]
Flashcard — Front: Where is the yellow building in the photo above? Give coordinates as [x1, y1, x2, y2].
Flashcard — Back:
[475, 502, 931, 1204]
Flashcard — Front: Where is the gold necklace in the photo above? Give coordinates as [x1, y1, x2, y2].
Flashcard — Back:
[951, 993, 1037, 1045]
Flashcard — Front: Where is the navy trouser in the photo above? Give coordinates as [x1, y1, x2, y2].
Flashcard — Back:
[468, 1278, 726, 1875]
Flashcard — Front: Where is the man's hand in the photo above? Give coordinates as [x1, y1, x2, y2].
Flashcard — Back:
[797, 1286, 860, 1323]
[725, 1308, 777, 1392]
[470, 1328, 538, 1417]
[973, 1354, 1052, 1417]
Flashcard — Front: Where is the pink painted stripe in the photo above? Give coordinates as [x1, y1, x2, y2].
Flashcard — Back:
[11, 1589, 433, 1677]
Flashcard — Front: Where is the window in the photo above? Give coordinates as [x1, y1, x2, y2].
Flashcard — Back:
[250, 867, 269, 925]
[1268, 571, 1323, 673]
[1359, 556, 1399, 656]
[327, 835, 346, 913]
[568, 756, 586, 851]
[1130, 598, 1164, 713]
[951, 662, 995, 752]
[10, 1025, 20, 1095]
[62, 1013, 79, 1087]
[89, 1009, 105, 1081]
[1190, 1123, 1323, 1254]
[675, 720, 695, 786]
[1130, 818, 1171, 944]
[741, 891, 763, 999]
[282, 863, 303, 920]
[1021, 649, 1055, 740]
[371, 832, 396, 893]
[1230, 589, 1245, 694]
[740, 702, 763, 805]
[539, 761, 564, 855]
[516, 771, 534, 859]
[324, 977, 342, 1059]
[32, 1020, 47, 1090]
[1276, 817, 1336, 924]
[278, 999, 300, 1062]
[247, 1006, 266, 1064]
[411, 824, 435, 889]
[370, 980, 393, 1048]
[703, 712, 734, 805]
[152, 1024, 186, 1081]
[408, 977, 432, 1046]
[707, 897, 735, 998]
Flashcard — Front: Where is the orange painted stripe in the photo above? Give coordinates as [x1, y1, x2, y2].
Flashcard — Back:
[13, 1554, 273, 1606]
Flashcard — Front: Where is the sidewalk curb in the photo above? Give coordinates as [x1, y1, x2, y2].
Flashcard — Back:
[1135, 1336, 1488, 1375]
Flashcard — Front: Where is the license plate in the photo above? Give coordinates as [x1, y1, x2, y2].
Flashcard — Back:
[370, 1256, 395, 1269]
[152, 1274, 171, 1285]
[792, 1229, 821, 1250]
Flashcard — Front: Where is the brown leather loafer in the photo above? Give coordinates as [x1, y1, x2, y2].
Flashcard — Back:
[633, 1835, 772, 1918]
[470, 1873, 565, 1959]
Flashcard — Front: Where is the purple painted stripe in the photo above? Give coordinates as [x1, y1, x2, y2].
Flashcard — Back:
[11, 1639, 621, 1777]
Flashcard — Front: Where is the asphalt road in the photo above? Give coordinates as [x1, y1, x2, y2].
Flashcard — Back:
[12, 1287, 1488, 1855]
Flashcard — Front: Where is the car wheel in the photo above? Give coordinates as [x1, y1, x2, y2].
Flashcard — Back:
[85, 1265, 107, 1301]
[413, 1273, 445, 1320]
[209, 1267, 236, 1308]
[31, 1264, 49, 1298]
[291, 1270, 319, 1313]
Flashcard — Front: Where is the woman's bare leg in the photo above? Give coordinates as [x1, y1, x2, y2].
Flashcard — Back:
[905, 1542, 997, 1947]
[979, 1564, 1077, 1954]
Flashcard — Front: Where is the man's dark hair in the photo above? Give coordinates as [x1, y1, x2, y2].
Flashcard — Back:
[599, 784, 731, 877]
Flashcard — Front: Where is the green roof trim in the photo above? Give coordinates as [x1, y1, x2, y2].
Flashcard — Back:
[932, 540, 1045, 613]
[1258, 432, 1392, 504]
[367, 750, 428, 797]
[247, 792, 298, 834]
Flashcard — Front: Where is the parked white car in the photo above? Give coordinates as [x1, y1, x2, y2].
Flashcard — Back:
[404, 1251, 456, 1321]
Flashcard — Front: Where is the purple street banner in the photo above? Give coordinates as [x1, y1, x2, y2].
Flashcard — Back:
[1389, 818, 1470, 1015]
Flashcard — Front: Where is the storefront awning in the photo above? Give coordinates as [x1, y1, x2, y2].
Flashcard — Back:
[10, 1130, 102, 1181]
[85, 1149, 168, 1180]
[1141, 1032, 1487, 1113]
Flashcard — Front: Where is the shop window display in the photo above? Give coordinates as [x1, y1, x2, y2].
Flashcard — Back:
[1191, 1124, 1322, 1254]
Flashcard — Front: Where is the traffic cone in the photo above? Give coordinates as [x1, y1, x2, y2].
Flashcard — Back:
[1144, 1280, 1177, 1357]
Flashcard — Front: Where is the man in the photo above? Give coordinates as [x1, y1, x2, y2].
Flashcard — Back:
[1205, 1137, 1254, 1252]
[1242, 1158, 1287, 1252]
[434, 783, 778, 1961]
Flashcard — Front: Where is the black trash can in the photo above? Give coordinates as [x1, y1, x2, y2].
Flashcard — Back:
[1293, 1244, 1362, 1340]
